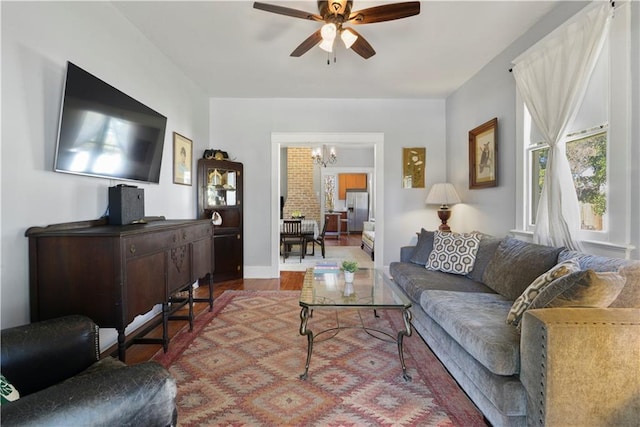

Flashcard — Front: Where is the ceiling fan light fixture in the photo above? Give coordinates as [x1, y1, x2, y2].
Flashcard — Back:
[319, 39, 334, 52]
[320, 23, 337, 41]
[319, 23, 337, 52]
[341, 28, 358, 49]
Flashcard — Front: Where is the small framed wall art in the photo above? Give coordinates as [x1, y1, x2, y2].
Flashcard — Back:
[173, 132, 193, 186]
[469, 118, 498, 189]
[402, 147, 426, 188]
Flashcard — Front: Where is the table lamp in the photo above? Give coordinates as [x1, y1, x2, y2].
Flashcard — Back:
[425, 183, 461, 232]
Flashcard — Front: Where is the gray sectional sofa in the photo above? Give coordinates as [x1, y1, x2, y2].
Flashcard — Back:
[389, 230, 640, 427]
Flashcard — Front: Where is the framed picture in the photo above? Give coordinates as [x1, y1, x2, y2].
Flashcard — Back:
[402, 147, 426, 188]
[469, 118, 498, 189]
[173, 132, 192, 186]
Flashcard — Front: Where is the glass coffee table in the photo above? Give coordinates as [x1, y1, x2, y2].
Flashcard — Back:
[299, 268, 413, 381]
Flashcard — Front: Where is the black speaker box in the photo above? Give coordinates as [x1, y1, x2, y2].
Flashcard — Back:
[109, 186, 145, 225]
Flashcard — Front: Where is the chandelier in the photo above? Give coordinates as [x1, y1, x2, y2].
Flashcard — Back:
[311, 145, 337, 167]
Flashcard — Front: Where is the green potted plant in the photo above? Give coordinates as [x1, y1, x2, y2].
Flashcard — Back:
[341, 260, 358, 285]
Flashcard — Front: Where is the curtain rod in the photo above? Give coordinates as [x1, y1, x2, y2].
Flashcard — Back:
[508, 0, 615, 73]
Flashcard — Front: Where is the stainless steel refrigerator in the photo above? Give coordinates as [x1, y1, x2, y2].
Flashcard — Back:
[345, 189, 369, 232]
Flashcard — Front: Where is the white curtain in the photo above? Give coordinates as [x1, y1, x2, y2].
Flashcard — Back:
[511, 2, 611, 250]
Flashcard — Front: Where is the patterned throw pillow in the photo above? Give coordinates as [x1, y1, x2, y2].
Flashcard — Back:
[529, 268, 627, 310]
[1, 374, 19, 404]
[506, 258, 581, 327]
[425, 231, 481, 275]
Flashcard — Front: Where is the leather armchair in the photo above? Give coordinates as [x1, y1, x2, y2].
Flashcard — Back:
[1, 315, 177, 426]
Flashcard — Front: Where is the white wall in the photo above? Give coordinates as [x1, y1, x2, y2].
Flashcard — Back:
[1, 2, 209, 328]
[446, 2, 589, 236]
[209, 98, 446, 273]
[631, 0, 640, 260]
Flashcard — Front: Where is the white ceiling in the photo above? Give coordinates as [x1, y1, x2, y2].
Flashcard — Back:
[112, 1, 561, 99]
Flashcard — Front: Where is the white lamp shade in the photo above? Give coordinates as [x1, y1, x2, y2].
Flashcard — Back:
[425, 183, 461, 208]
[319, 39, 334, 52]
[320, 23, 337, 41]
[319, 23, 337, 52]
[341, 28, 358, 49]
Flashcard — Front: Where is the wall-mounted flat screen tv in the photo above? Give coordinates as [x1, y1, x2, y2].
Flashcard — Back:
[54, 62, 167, 184]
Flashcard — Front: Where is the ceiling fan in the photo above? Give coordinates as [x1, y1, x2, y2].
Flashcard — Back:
[253, 1, 420, 60]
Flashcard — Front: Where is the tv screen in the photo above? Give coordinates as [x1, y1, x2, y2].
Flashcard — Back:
[54, 62, 167, 184]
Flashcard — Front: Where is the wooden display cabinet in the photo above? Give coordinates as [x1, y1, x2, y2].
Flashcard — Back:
[197, 159, 243, 281]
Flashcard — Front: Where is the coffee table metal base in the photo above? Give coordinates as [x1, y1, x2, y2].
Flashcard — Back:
[298, 306, 413, 382]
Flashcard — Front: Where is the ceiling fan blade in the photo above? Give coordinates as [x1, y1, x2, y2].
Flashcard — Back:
[348, 1, 420, 24]
[290, 29, 323, 57]
[253, 2, 323, 21]
[348, 28, 376, 59]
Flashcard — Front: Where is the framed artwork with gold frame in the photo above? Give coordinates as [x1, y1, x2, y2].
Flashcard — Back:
[402, 147, 426, 188]
[469, 118, 498, 189]
[173, 132, 192, 186]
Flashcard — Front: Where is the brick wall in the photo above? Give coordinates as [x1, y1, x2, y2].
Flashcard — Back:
[283, 147, 321, 224]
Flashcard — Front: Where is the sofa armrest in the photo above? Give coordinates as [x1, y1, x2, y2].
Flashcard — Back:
[1, 361, 177, 427]
[1, 315, 99, 396]
[363, 221, 375, 232]
[400, 246, 416, 263]
[520, 308, 640, 427]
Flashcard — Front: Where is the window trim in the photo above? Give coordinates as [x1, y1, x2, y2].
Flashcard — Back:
[524, 120, 610, 241]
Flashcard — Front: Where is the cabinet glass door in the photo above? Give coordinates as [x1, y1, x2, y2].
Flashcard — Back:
[206, 168, 237, 207]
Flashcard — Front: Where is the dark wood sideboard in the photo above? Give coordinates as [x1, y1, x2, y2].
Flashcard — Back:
[25, 218, 214, 362]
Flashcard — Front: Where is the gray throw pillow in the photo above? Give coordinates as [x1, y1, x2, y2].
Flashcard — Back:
[529, 268, 626, 310]
[609, 263, 640, 308]
[467, 234, 502, 283]
[410, 228, 434, 266]
[482, 236, 564, 301]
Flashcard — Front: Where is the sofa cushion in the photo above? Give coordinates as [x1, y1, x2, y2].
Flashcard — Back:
[426, 231, 481, 275]
[409, 229, 434, 265]
[420, 290, 521, 376]
[529, 268, 626, 310]
[482, 236, 563, 300]
[506, 259, 581, 327]
[611, 263, 640, 308]
[467, 234, 503, 283]
[559, 249, 640, 308]
[389, 262, 494, 303]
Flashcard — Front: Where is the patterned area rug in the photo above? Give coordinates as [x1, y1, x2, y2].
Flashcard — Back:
[153, 291, 486, 426]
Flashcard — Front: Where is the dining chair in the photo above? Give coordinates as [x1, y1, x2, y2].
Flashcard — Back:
[281, 219, 304, 262]
[310, 221, 328, 258]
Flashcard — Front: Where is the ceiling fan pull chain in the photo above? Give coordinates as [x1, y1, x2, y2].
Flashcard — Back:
[327, 51, 330, 65]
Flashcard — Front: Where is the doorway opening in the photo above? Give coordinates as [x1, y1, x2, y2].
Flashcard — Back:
[271, 132, 384, 275]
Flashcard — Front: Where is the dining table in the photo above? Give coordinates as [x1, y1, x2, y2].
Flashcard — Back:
[280, 219, 319, 257]
[279, 219, 319, 239]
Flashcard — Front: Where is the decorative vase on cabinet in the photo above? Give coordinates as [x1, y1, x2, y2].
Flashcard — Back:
[198, 159, 243, 281]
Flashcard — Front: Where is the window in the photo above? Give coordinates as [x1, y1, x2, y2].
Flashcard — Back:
[528, 127, 608, 232]
[517, 1, 632, 253]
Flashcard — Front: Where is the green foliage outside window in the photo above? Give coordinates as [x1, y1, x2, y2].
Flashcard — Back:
[531, 131, 607, 231]
[567, 132, 607, 217]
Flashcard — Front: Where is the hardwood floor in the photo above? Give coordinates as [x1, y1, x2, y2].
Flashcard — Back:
[121, 233, 362, 365]
[324, 232, 362, 247]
